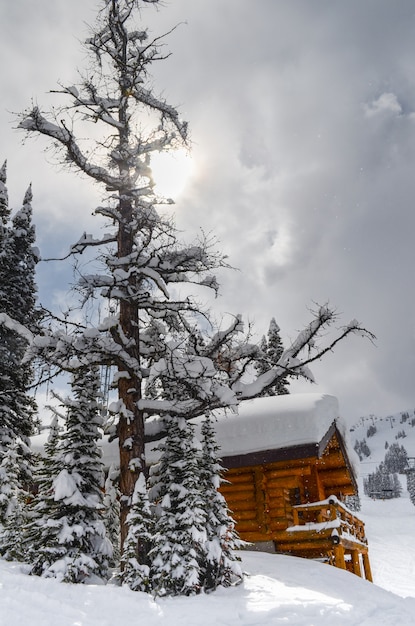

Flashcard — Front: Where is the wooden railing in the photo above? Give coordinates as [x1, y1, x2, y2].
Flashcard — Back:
[272, 495, 372, 581]
[289, 496, 367, 546]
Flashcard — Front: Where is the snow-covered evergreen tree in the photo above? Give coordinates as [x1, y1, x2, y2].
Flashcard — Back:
[0, 167, 38, 519]
[199, 413, 243, 591]
[384, 443, 408, 474]
[23, 414, 61, 567]
[0, 441, 27, 561]
[121, 473, 154, 592]
[150, 415, 206, 596]
[28, 368, 111, 583]
[103, 464, 121, 568]
[406, 469, 415, 507]
[255, 318, 289, 396]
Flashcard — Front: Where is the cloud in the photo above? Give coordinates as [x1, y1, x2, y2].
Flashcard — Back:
[364, 92, 403, 117]
[2, 0, 415, 424]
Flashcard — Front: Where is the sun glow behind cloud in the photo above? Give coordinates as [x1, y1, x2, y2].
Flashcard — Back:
[150, 149, 194, 198]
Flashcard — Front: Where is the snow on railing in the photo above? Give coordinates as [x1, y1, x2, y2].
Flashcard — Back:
[286, 495, 367, 545]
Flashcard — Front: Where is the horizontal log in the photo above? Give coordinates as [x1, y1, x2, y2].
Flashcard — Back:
[264, 458, 316, 472]
[232, 509, 258, 522]
[267, 488, 291, 500]
[220, 483, 255, 495]
[235, 520, 264, 533]
[268, 521, 287, 532]
[318, 468, 353, 484]
[268, 506, 287, 519]
[238, 531, 273, 543]
[223, 490, 255, 504]
[224, 471, 255, 484]
[265, 466, 311, 480]
[266, 477, 301, 490]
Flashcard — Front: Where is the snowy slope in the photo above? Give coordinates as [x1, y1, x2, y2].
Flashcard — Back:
[350, 408, 415, 481]
[1, 492, 415, 626]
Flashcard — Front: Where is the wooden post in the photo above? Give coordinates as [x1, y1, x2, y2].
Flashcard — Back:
[333, 545, 346, 570]
[292, 507, 299, 526]
[351, 550, 361, 577]
[362, 552, 373, 582]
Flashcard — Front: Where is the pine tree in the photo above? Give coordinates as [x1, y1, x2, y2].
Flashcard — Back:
[384, 443, 408, 474]
[103, 464, 121, 568]
[23, 414, 61, 567]
[121, 473, 154, 592]
[406, 470, 415, 507]
[255, 318, 289, 396]
[150, 415, 206, 596]
[0, 169, 38, 519]
[0, 441, 27, 561]
[199, 414, 243, 591]
[28, 368, 112, 583]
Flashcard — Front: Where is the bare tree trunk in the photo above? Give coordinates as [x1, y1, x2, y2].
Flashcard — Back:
[116, 192, 145, 549]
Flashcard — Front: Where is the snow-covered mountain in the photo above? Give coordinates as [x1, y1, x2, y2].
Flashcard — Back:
[350, 408, 415, 486]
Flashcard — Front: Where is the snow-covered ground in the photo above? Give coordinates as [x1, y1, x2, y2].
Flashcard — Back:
[1, 491, 415, 626]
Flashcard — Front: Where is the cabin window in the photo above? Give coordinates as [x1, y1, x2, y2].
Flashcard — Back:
[289, 487, 301, 506]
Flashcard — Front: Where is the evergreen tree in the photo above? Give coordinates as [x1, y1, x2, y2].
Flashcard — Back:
[0, 169, 38, 518]
[406, 470, 415, 507]
[199, 414, 243, 591]
[384, 443, 408, 474]
[255, 318, 289, 396]
[103, 464, 121, 568]
[0, 441, 27, 561]
[23, 414, 61, 567]
[121, 473, 154, 592]
[28, 368, 112, 583]
[344, 493, 361, 512]
[150, 415, 206, 596]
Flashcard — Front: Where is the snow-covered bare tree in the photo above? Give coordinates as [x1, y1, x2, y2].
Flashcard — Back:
[0, 163, 38, 512]
[255, 318, 289, 396]
[15, 0, 375, 580]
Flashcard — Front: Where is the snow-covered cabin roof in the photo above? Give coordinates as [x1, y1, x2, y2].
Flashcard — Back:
[31, 393, 357, 480]
[199, 393, 340, 459]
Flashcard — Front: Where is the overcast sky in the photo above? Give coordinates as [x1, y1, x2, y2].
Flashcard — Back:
[1, 0, 415, 425]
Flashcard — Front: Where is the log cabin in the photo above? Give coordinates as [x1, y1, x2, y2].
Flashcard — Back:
[31, 392, 371, 580]
[201, 393, 372, 581]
